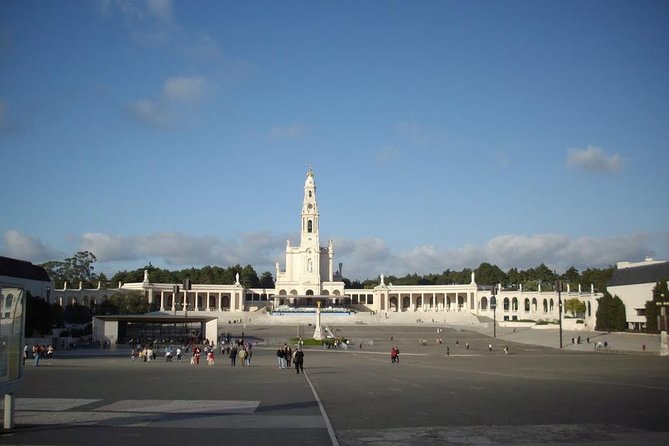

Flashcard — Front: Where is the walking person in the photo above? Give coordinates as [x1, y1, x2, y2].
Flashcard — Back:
[245, 344, 252, 366]
[276, 345, 285, 369]
[394, 346, 400, 363]
[294, 348, 304, 374]
[33, 344, 41, 367]
[239, 347, 247, 366]
[391, 346, 398, 363]
[229, 345, 238, 366]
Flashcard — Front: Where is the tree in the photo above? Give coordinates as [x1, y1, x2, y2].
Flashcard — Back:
[259, 271, 274, 288]
[581, 266, 614, 293]
[564, 298, 586, 318]
[595, 292, 627, 331]
[240, 264, 260, 288]
[645, 280, 669, 332]
[563, 266, 581, 288]
[62, 303, 93, 324]
[42, 251, 99, 288]
[25, 292, 54, 337]
[474, 262, 507, 286]
[93, 291, 150, 315]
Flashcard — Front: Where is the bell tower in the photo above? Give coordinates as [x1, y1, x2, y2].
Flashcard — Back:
[274, 168, 345, 299]
[300, 167, 320, 250]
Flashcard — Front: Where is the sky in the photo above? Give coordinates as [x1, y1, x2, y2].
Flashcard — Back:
[1, 0, 668, 281]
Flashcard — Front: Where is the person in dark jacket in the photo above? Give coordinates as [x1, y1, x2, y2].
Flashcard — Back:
[229, 345, 238, 366]
[294, 348, 304, 374]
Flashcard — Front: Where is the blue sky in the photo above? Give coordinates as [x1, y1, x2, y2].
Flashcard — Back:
[1, 0, 668, 280]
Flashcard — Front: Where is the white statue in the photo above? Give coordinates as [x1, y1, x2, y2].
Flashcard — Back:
[144, 269, 149, 282]
[380, 274, 385, 285]
[235, 273, 240, 284]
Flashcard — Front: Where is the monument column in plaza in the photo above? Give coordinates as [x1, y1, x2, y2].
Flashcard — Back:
[313, 300, 323, 340]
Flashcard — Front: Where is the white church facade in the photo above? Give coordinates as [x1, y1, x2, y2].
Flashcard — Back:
[52, 169, 602, 328]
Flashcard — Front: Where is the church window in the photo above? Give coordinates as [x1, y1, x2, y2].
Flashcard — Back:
[309, 191, 312, 197]
[308, 220, 313, 233]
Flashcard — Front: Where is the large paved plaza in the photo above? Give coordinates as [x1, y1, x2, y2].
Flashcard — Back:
[2, 324, 669, 446]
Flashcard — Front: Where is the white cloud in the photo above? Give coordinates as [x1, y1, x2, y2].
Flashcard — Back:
[146, 0, 173, 24]
[1, 230, 63, 263]
[79, 231, 289, 273]
[163, 76, 205, 103]
[127, 98, 171, 127]
[333, 233, 657, 280]
[567, 145, 621, 173]
[3, 230, 664, 282]
[268, 124, 304, 140]
[127, 76, 209, 128]
[376, 145, 401, 163]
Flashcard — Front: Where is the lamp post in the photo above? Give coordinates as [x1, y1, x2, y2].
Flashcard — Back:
[658, 300, 669, 356]
[556, 280, 563, 348]
[491, 285, 497, 339]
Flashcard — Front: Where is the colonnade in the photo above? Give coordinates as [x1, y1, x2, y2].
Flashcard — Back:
[378, 291, 474, 312]
[156, 290, 243, 312]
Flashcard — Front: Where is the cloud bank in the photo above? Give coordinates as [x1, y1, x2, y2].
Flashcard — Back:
[567, 145, 621, 173]
[2, 229, 663, 281]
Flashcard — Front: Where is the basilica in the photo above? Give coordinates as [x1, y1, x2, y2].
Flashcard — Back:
[55, 169, 601, 330]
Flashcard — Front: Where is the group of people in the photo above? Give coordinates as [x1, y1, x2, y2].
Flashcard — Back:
[227, 341, 253, 366]
[24, 344, 54, 366]
[276, 344, 305, 373]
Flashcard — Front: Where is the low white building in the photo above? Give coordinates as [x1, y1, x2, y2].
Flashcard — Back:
[607, 258, 669, 330]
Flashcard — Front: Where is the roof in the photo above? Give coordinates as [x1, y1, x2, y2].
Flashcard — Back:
[0, 256, 51, 282]
[94, 314, 218, 323]
[609, 261, 669, 287]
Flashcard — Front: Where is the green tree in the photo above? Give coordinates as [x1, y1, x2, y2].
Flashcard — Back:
[474, 262, 507, 286]
[595, 292, 627, 331]
[564, 298, 586, 318]
[581, 266, 614, 293]
[526, 263, 557, 287]
[259, 271, 275, 288]
[25, 292, 54, 336]
[240, 264, 260, 288]
[563, 266, 581, 288]
[62, 303, 93, 324]
[42, 251, 99, 288]
[93, 291, 150, 315]
[644, 280, 669, 332]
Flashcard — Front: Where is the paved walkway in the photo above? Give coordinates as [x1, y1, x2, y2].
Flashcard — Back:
[465, 324, 663, 353]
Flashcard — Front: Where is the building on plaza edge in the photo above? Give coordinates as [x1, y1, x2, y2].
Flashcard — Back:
[54, 169, 603, 328]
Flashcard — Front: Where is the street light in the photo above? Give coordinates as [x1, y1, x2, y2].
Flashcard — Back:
[556, 280, 563, 348]
[491, 284, 497, 338]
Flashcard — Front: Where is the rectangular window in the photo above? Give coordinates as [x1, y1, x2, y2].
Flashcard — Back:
[367, 294, 374, 305]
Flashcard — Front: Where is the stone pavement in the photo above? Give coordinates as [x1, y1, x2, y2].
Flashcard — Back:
[3, 324, 668, 446]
